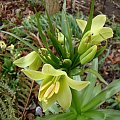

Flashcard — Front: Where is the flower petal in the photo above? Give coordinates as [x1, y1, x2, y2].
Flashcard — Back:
[57, 77, 72, 109]
[42, 64, 65, 76]
[44, 84, 55, 98]
[22, 69, 45, 80]
[76, 19, 87, 33]
[91, 27, 113, 45]
[40, 80, 53, 92]
[29, 55, 42, 70]
[13, 51, 39, 68]
[66, 77, 90, 91]
[38, 88, 46, 101]
[58, 31, 65, 44]
[91, 15, 106, 34]
[55, 81, 60, 94]
[42, 95, 57, 112]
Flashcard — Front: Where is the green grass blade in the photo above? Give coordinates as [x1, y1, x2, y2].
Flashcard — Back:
[48, 31, 66, 58]
[83, 110, 105, 120]
[85, 68, 108, 85]
[100, 109, 120, 120]
[81, 80, 120, 112]
[36, 13, 61, 64]
[1, 31, 38, 52]
[36, 112, 76, 120]
[45, 55, 60, 68]
[78, 58, 98, 108]
[82, 0, 95, 36]
[48, 50, 60, 64]
[94, 44, 107, 58]
[40, 2, 67, 59]
[36, 13, 48, 48]
[61, 0, 73, 57]
[92, 84, 101, 98]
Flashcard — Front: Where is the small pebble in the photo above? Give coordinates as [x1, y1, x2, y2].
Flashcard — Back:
[35, 106, 43, 116]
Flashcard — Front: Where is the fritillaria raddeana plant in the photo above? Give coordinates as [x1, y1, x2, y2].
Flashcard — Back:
[3, 0, 120, 119]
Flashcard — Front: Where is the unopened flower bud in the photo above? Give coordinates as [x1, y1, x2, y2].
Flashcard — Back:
[63, 59, 72, 67]
[78, 31, 92, 55]
[80, 45, 97, 65]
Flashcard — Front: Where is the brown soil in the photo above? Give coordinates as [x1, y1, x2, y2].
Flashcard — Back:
[67, 0, 120, 22]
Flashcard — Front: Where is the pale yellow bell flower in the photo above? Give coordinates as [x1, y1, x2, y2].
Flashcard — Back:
[76, 15, 113, 45]
[22, 64, 90, 111]
[13, 51, 42, 70]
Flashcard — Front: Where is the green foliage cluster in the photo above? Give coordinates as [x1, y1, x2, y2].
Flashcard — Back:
[27, 0, 42, 7]
[0, 80, 18, 120]
[106, 93, 120, 110]
[16, 74, 34, 117]
[36, 59, 120, 120]
[111, 22, 120, 41]
[0, 0, 120, 119]
[7, 11, 81, 44]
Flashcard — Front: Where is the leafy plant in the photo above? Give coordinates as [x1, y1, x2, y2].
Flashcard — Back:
[0, 80, 18, 120]
[15, 74, 36, 119]
[106, 92, 120, 110]
[36, 59, 120, 120]
[1, 0, 120, 119]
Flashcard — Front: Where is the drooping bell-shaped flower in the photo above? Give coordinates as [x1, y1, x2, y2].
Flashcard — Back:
[22, 64, 90, 111]
[57, 29, 66, 44]
[76, 15, 113, 45]
[13, 51, 42, 70]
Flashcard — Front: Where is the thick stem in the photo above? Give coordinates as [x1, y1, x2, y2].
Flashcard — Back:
[71, 89, 81, 114]
[69, 71, 81, 114]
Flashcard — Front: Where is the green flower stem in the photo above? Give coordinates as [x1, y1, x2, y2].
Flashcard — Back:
[71, 54, 80, 69]
[71, 89, 81, 114]
[69, 74, 81, 114]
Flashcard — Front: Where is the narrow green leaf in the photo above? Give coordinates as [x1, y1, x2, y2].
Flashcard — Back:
[36, 13, 48, 48]
[83, 110, 105, 120]
[77, 115, 86, 120]
[92, 84, 101, 97]
[48, 50, 60, 64]
[82, 0, 95, 36]
[36, 13, 60, 64]
[37, 5, 67, 60]
[85, 68, 108, 85]
[61, 0, 73, 58]
[39, 53, 58, 67]
[81, 80, 120, 112]
[100, 109, 120, 120]
[71, 54, 80, 69]
[36, 112, 76, 120]
[78, 58, 98, 108]
[94, 42, 107, 58]
[107, 79, 120, 88]
[48, 31, 66, 58]
[1, 31, 38, 52]
[45, 55, 60, 68]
